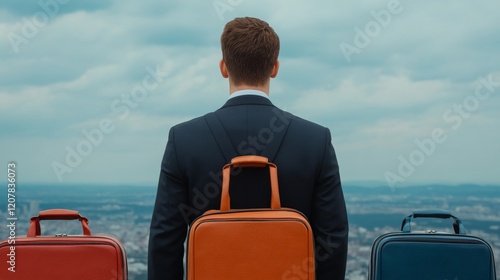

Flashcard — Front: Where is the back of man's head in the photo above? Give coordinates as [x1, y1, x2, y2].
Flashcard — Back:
[221, 17, 280, 87]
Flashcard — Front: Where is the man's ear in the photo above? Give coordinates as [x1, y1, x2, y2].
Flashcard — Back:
[219, 59, 229, 78]
[270, 60, 280, 78]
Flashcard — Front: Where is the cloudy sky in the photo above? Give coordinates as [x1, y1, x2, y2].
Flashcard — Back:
[1, 0, 499, 188]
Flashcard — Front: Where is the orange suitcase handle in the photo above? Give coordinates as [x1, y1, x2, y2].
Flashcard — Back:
[27, 209, 91, 237]
[221, 155, 281, 211]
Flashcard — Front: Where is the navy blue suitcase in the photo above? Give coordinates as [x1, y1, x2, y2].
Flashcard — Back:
[369, 209, 496, 280]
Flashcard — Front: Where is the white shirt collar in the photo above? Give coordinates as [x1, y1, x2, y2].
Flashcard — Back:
[229, 89, 269, 100]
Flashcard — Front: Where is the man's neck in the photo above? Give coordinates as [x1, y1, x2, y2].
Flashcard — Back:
[229, 83, 270, 96]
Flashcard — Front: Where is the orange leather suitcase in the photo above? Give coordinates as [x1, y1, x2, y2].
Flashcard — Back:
[0, 209, 128, 280]
[187, 155, 315, 280]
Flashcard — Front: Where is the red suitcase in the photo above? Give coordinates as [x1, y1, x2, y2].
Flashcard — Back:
[0, 209, 128, 280]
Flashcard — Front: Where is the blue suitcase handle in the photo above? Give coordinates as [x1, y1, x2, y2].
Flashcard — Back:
[401, 209, 467, 234]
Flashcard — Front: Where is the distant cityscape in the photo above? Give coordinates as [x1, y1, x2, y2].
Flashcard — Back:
[1, 183, 499, 280]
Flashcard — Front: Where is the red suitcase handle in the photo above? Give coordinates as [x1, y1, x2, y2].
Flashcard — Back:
[220, 155, 281, 211]
[27, 209, 91, 237]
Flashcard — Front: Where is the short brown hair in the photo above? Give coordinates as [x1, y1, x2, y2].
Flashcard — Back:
[221, 17, 280, 86]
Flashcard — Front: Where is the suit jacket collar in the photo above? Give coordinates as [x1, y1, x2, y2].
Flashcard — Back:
[220, 95, 274, 108]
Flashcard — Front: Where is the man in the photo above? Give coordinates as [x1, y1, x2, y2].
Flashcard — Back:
[148, 17, 348, 280]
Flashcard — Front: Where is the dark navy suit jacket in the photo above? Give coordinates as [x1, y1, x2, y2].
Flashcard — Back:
[148, 95, 348, 280]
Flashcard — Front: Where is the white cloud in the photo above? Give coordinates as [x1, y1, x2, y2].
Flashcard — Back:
[297, 75, 450, 110]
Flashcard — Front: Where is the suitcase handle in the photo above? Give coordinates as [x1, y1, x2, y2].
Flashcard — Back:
[220, 155, 280, 211]
[27, 209, 91, 237]
[401, 209, 466, 234]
